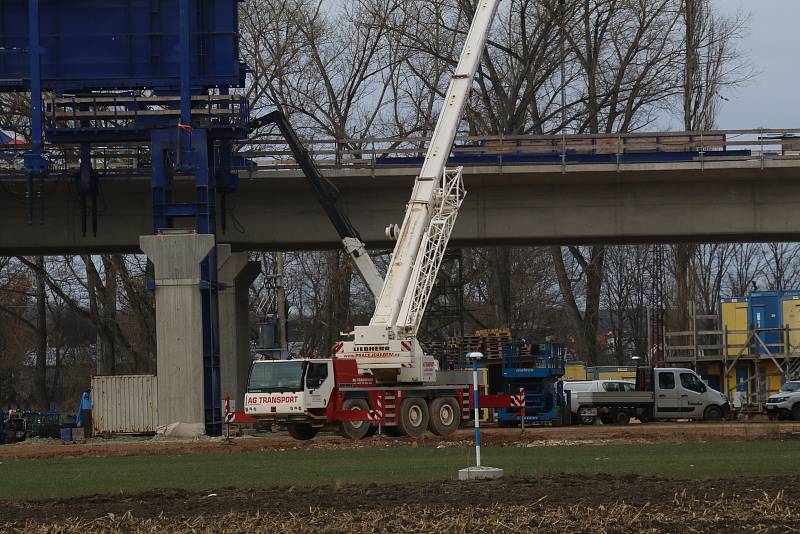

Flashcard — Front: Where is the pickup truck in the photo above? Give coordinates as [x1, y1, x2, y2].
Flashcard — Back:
[765, 381, 800, 421]
[571, 367, 730, 425]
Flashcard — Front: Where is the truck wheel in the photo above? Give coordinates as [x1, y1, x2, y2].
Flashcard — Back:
[399, 398, 430, 438]
[612, 411, 630, 425]
[428, 397, 461, 437]
[338, 398, 371, 440]
[600, 415, 613, 425]
[704, 405, 723, 422]
[580, 415, 596, 425]
[792, 403, 800, 421]
[287, 423, 318, 441]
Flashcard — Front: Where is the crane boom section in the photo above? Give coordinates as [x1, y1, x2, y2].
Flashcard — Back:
[370, 0, 500, 329]
[254, 110, 384, 299]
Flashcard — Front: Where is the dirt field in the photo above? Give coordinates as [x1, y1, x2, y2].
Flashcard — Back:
[2, 474, 798, 532]
[3, 422, 800, 532]
[1, 420, 799, 461]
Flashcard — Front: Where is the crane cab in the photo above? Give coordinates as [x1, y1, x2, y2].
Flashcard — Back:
[244, 359, 335, 420]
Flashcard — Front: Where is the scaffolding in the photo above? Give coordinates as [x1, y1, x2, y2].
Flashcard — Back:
[665, 304, 800, 411]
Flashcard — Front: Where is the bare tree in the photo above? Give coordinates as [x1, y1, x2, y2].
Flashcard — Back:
[690, 243, 731, 314]
[551, 245, 605, 363]
[682, 0, 752, 131]
[726, 243, 765, 296]
[603, 245, 650, 364]
[762, 243, 800, 292]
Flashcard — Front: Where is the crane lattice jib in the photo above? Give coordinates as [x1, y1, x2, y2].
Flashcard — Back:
[370, 0, 500, 330]
[396, 167, 466, 337]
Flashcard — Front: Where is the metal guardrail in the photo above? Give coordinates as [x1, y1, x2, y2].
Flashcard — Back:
[2, 128, 800, 175]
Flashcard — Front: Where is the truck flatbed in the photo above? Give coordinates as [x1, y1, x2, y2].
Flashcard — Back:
[576, 391, 654, 405]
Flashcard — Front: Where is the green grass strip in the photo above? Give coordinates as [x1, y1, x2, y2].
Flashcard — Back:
[1, 440, 799, 501]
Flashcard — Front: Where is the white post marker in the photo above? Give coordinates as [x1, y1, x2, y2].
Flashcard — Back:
[459, 352, 504, 481]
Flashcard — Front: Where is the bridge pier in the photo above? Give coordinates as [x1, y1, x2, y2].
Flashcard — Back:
[140, 231, 215, 435]
[218, 245, 260, 413]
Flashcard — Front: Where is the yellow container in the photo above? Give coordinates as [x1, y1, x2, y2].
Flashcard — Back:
[721, 298, 749, 356]
[563, 361, 587, 381]
[760, 361, 785, 397]
[589, 366, 637, 381]
[782, 297, 800, 351]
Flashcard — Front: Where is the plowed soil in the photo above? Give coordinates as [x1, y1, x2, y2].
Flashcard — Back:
[2, 474, 798, 532]
[1, 420, 798, 461]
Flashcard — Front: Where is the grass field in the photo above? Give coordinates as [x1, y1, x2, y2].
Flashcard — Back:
[2, 440, 800, 501]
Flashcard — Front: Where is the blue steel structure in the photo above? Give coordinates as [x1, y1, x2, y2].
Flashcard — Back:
[0, 0, 250, 435]
[496, 341, 566, 425]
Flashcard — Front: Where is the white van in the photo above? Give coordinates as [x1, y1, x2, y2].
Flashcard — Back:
[564, 380, 635, 424]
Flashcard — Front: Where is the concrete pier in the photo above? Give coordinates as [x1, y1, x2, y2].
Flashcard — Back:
[218, 245, 260, 412]
[140, 231, 214, 434]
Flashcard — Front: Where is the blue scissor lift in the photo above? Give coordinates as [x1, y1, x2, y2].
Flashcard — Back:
[497, 341, 567, 426]
[0, 0, 250, 436]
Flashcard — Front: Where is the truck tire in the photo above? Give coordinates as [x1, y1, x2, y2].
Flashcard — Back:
[580, 415, 596, 425]
[792, 403, 800, 421]
[338, 398, 371, 440]
[428, 397, 461, 437]
[399, 398, 429, 438]
[287, 423, 318, 441]
[704, 405, 723, 422]
[612, 411, 630, 425]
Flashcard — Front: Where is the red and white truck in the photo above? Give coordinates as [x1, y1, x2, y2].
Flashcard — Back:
[227, 0, 518, 440]
[240, 357, 522, 440]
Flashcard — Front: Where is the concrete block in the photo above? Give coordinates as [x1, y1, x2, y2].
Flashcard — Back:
[458, 466, 504, 480]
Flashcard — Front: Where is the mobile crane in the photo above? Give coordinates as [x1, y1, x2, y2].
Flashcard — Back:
[235, 0, 516, 440]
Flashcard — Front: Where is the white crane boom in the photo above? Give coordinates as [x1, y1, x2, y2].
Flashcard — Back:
[338, 0, 500, 383]
[369, 0, 500, 334]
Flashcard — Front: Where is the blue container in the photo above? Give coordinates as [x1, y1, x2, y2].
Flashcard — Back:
[0, 0, 245, 92]
[748, 291, 784, 354]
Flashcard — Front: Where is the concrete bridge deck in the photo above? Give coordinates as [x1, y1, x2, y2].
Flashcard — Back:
[2, 156, 800, 254]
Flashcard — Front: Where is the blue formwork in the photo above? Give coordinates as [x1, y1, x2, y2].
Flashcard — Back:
[748, 291, 785, 355]
[497, 341, 566, 425]
[0, 0, 245, 92]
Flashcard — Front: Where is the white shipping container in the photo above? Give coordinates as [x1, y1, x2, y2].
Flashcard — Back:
[92, 375, 158, 435]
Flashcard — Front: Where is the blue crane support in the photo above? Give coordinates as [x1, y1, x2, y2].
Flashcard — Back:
[0, 0, 250, 436]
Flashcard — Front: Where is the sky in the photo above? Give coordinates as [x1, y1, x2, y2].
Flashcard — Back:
[714, 0, 800, 129]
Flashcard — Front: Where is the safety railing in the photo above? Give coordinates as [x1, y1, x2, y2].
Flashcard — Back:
[2, 127, 800, 176]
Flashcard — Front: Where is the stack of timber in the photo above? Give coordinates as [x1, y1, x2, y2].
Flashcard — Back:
[475, 328, 513, 360]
